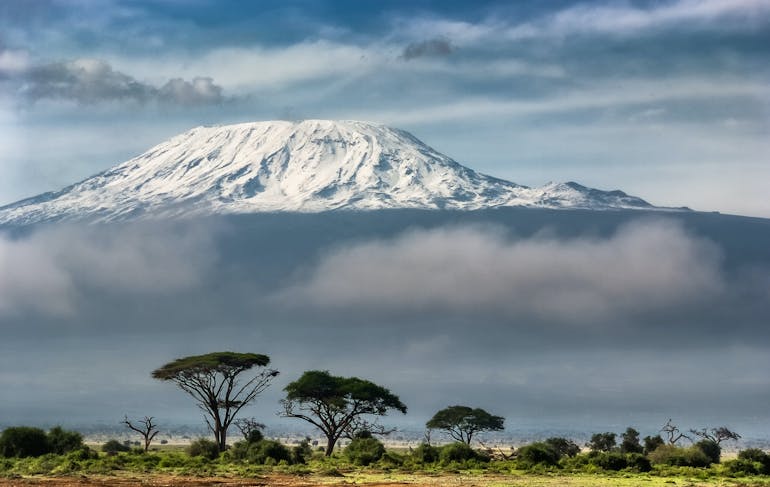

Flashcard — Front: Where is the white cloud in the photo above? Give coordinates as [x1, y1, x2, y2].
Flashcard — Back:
[0, 224, 215, 317]
[279, 220, 725, 323]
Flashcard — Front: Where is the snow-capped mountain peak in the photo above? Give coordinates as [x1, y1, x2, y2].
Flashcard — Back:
[0, 120, 673, 225]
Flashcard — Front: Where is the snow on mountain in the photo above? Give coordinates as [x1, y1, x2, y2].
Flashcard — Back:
[0, 120, 675, 225]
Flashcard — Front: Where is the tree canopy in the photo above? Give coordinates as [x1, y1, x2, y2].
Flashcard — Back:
[281, 370, 407, 456]
[152, 351, 278, 452]
[426, 405, 504, 445]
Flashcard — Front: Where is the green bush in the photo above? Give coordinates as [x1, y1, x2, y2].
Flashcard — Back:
[247, 439, 292, 464]
[291, 438, 313, 464]
[47, 426, 84, 455]
[439, 442, 487, 464]
[544, 437, 580, 458]
[727, 448, 770, 475]
[648, 444, 711, 467]
[516, 442, 560, 467]
[643, 435, 664, 454]
[344, 437, 385, 466]
[586, 432, 616, 452]
[0, 427, 51, 458]
[587, 451, 627, 471]
[102, 439, 131, 454]
[625, 452, 652, 472]
[694, 440, 721, 464]
[186, 438, 219, 460]
[66, 447, 98, 461]
[411, 443, 440, 464]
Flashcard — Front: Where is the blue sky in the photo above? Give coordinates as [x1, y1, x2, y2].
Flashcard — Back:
[1, 0, 769, 216]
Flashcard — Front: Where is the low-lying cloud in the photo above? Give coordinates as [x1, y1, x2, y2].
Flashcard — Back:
[281, 220, 724, 323]
[18, 58, 225, 106]
[0, 223, 216, 317]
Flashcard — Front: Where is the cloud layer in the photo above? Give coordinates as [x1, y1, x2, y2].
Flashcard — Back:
[0, 223, 215, 316]
[283, 220, 723, 323]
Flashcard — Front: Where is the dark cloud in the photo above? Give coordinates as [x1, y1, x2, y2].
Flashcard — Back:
[401, 38, 454, 60]
[18, 58, 226, 106]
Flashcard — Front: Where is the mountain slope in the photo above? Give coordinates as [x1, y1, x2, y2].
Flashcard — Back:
[0, 120, 673, 224]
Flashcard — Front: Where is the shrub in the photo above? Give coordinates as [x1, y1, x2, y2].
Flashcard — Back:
[516, 442, 560, 467]
[588, 451, 627, 471]
[66, 446, 98, 461]
[648, 444, 711, 467]
[620, 428, 643, 454]
[439, 442, 485, 464]
[47, 426, 84, 455]
[102, 439, 130, 454]
[643, 435, 664, 454]
[345, 437, 385, 466]
[694, 440, 721, 464]
[625, 452, 652, 472]
[411, 443, 440, 464]
[247, 440, 292, 464]
[0, 427, 51, 457]
[186, 438, 219, 460]
[544, 437, 580, 458]
[586, 432, 616, 452]
[731, 449, 770, 475]
[292, 438, 313, 464]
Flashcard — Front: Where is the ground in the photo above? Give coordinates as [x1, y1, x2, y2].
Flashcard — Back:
[1, 473, 769, 487]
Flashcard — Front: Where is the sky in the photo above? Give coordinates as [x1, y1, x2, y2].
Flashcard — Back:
[0, 0, 769, 217]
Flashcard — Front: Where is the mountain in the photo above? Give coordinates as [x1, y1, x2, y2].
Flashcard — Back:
[0, 120, 677, 225]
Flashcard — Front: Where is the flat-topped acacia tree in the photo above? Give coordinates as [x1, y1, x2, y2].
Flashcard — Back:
[281, 370, 407, 456]
[426, 405, 504, 445]
[152, 352, 278, 452]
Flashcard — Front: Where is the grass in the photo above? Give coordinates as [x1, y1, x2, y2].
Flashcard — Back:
[1, 448, 770, 486]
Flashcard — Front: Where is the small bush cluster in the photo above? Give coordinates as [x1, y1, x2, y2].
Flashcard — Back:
[0, 426, 85, 458]
[725, 449, 770, 476]
[344, 437, 385, 466]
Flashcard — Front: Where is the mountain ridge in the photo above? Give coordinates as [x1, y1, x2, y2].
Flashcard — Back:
[0, 119, 683, 225]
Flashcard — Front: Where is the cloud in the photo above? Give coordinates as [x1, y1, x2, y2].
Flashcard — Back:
[0, 45, 29, 77]
[18, 58, 226, 105]
[403, 0, 770, 43]
[279, 220, 724, 323]
[401, 38, 454, 60]
[0, 223, 216, 317]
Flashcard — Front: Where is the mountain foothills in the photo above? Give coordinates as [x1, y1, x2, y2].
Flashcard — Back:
[0, 120, 679, 225]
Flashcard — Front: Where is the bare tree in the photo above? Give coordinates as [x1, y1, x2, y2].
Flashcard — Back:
[122, 415, 160, 452]
[689, 427, 741, 445]
[233, 417, 265, 442]
[661, 419, 690, 445]
[342, 417, 397, 440]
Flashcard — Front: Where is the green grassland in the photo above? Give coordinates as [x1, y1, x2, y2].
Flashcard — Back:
[2, 447, 770, 486]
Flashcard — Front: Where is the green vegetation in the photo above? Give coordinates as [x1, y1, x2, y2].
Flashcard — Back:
[1, 351, 762, 485]
[281, 370, 407, 456]
[426, 405, 504, 445]
[152, 351, 279, 452]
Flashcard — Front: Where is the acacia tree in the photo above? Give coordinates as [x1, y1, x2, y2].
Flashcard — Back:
[152, 352, 278, 452]
[281, 370, 407, 456]
[122, 415, 159, 452]
[426, 405, 504, 445]
[661, 419, 690, 445]
[689, 426, 741, 445]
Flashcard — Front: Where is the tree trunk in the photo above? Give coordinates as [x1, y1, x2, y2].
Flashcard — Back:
[325, 436, 337, 456]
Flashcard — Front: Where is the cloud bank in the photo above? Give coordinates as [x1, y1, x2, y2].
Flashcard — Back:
[283, 220, 724, 323]
[0, 223, 216, 317]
